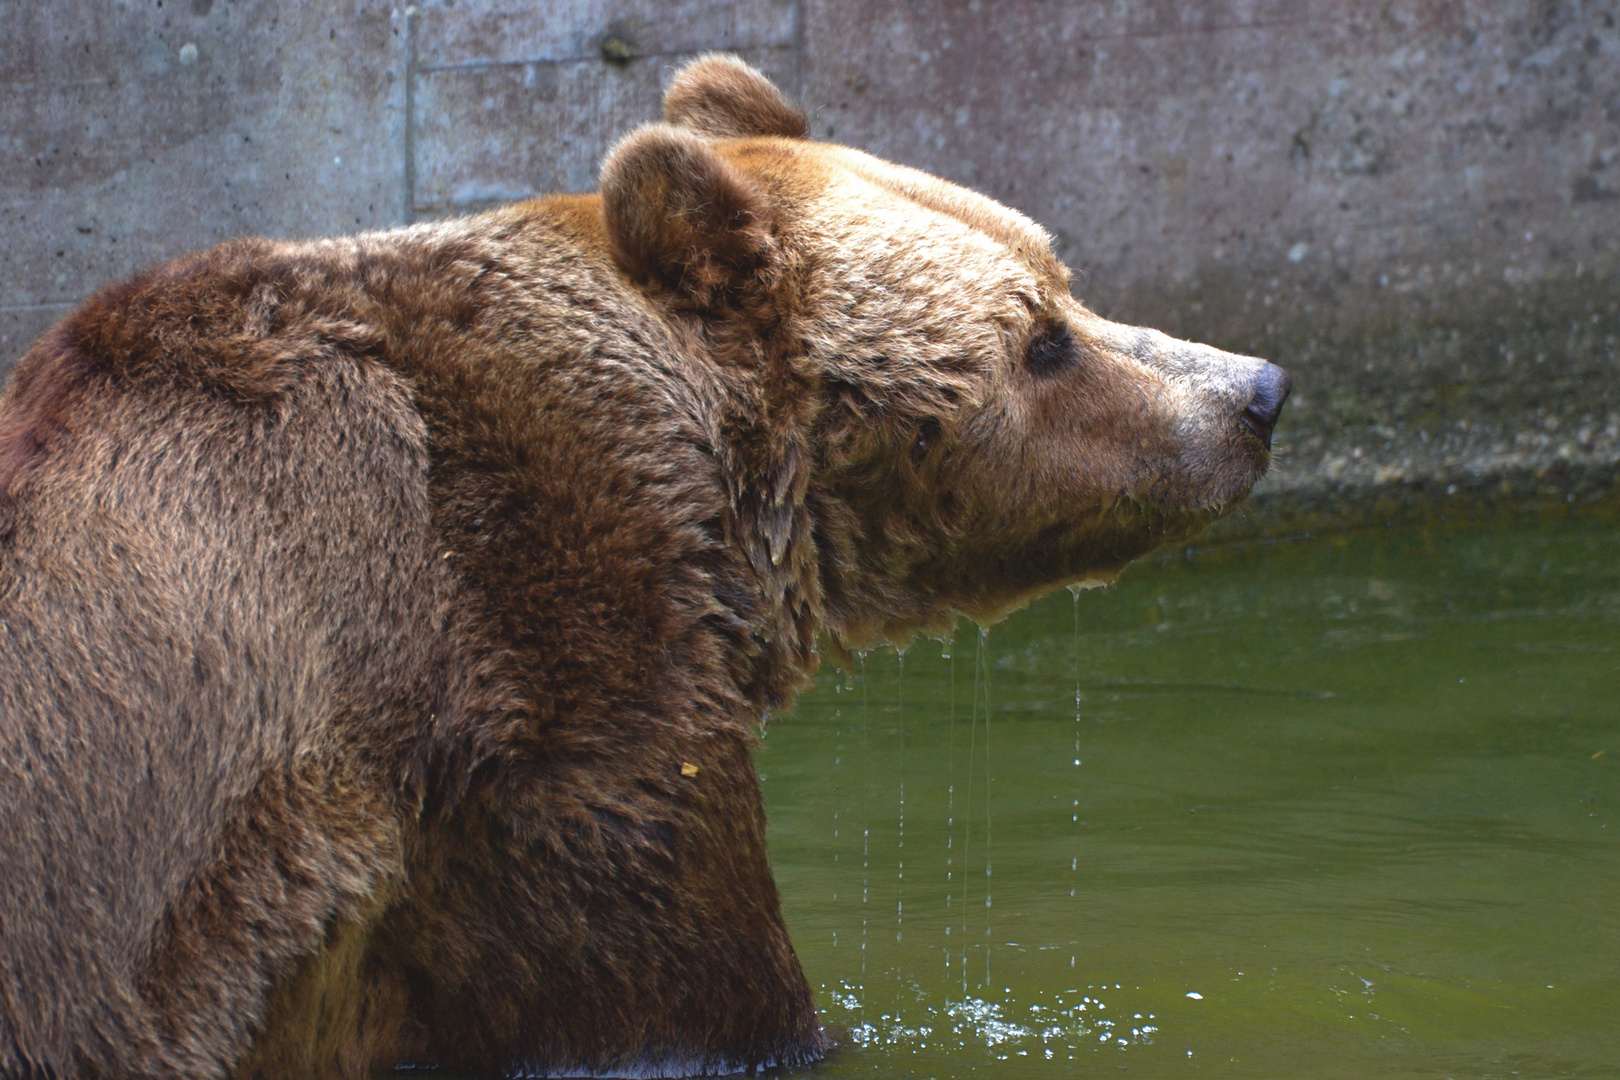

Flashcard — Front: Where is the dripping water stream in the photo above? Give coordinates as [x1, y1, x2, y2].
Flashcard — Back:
[859, 652, 869, 999]
[896, 648, 905, 947]
[977, 625, 992, 993]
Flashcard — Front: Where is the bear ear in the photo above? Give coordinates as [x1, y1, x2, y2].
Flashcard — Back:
[663, 54, 808, 140]
[601, 123, 780, 308]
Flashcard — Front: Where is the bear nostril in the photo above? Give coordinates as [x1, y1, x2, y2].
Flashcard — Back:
[1240, 363, 1292, 449]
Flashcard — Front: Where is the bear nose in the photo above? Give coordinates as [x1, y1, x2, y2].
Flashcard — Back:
[1240, 363, 1292, 449]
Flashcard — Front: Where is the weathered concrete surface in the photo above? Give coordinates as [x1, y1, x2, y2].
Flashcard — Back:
[4, 0, 1618, 513]
[1, 0, 409, 361]
[410, 0, 801, 217]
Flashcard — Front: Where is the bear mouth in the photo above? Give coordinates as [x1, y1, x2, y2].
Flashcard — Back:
[1238, 408, 1274, 449]
[1129, 450, 1269, 518]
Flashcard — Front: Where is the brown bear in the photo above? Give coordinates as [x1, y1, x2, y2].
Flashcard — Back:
[0, 56, 1287, 1079]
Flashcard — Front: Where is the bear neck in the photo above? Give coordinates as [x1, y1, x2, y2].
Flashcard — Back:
[686, 296, 828, 716]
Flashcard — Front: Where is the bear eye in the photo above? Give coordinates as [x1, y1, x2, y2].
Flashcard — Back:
[1024, 323, 1076, 377]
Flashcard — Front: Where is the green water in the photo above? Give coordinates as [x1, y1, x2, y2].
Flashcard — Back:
[762, 520, 1620, 1078]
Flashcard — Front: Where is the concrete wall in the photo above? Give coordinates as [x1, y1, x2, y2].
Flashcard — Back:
[5, 0, 1618, 509]
[3, 1, 410, 362]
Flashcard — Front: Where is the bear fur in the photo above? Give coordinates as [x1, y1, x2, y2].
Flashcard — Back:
[0, 57, 1287, 1079]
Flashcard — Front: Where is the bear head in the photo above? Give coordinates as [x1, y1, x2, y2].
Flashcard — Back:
[601, 55, 1289, 656]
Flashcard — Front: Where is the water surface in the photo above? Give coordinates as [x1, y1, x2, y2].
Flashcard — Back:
[763, 520, 1619, 1078]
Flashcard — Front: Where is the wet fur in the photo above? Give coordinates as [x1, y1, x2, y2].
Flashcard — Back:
[0, 56, 1274, 1078]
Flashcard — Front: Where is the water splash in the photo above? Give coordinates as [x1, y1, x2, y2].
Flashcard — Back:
[829, 984, 1158, 1057]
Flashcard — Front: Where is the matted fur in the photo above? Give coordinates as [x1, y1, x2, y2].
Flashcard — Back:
[0, 57, 1286, 1079]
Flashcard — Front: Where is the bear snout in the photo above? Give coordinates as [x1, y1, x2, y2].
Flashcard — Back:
[1239, 363, 1292, 449]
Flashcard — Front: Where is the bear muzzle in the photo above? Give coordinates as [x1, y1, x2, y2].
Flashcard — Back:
[1110, 330, 1293, 506]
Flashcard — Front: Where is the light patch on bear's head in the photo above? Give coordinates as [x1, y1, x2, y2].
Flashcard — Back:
[605, 55, 1289, 653]
[817, 145, 1070, 291]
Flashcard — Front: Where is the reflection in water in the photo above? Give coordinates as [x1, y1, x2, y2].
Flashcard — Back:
[766, 520, 1620, 1077]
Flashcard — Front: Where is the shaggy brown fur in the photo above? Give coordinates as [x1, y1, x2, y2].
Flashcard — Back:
[0, 55, 1287, 1079]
